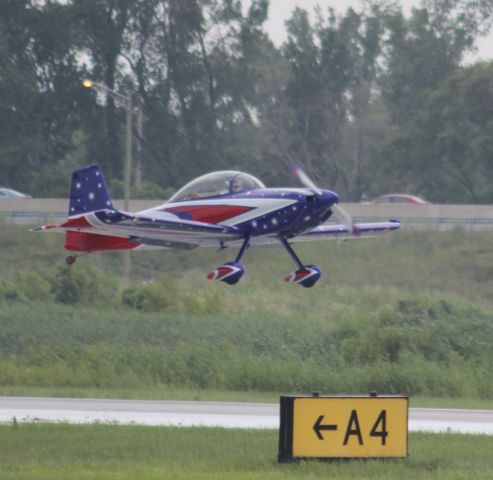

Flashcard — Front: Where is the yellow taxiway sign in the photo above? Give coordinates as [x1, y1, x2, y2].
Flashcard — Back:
[278, 395, 408, 462]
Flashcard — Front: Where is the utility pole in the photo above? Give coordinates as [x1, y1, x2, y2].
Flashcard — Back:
[82, 79, 133, 278]
[124, 93, 132, 212]
[135, 98, 143, 189]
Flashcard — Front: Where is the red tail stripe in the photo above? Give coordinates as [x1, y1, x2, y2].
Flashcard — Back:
[65, 231, 140, 252]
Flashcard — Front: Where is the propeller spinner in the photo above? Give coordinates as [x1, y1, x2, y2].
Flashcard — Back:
[291, 165, 356, 234]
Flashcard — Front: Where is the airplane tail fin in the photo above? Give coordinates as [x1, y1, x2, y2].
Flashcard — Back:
[68, 164, 114, 217]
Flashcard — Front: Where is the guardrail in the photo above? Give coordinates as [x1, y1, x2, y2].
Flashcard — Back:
[348, 203, 493, 231]
[1, 200, 493, 230]
[0, 199, 157, 225]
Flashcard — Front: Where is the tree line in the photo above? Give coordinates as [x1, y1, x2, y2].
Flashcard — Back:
[1, 0, 492, 203]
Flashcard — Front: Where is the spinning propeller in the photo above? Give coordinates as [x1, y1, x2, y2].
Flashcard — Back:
[291, 165, 356, 234]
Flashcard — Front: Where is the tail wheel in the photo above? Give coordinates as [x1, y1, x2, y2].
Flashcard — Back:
[66, 255, 76, 266]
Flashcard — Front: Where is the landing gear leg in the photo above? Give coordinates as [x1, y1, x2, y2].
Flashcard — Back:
[279, 236, 321, 288]
[207, 236, 250, 285]
[234, 235, 250, 263]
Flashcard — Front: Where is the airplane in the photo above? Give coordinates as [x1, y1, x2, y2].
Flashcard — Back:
[35, 164, 400, 288]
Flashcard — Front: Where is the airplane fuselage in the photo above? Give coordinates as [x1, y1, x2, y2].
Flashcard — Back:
[141, 188, 339, 239]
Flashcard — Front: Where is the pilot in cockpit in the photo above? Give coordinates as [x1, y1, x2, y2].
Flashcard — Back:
[229, 175, 244, 194]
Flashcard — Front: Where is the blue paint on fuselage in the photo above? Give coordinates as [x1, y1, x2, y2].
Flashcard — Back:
[162, 187, 338, 237]
[234, 188, 338, 237]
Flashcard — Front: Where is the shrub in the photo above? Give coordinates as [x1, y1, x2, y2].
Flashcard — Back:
[49, 262, 119, 306]
[121, 275, 181, 312]
[0, 278, 24, 303]
[16, 270, 53, 302]
[121, 275, 222, 314]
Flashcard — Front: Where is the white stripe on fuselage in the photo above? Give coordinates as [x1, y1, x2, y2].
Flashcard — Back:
[138, 198, 299, 227]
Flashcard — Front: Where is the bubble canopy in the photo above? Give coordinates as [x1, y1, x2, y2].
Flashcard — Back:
[169, 171, 266, 202]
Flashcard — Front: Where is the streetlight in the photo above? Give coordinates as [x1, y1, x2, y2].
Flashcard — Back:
[83, 79, 133, 277]
[82, 79, 132, 212]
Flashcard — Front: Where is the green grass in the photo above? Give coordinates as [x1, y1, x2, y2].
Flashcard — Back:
[1, 297, 492, 398]
[0, 423, 492, 479]
[2, 223, 493, 308]
[2, 224, 493, 404]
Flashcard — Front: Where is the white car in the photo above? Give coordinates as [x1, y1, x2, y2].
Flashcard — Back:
[0, 188, 31, 198]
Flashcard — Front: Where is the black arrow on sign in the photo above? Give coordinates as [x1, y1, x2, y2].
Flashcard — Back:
[313, 415, 338, 440]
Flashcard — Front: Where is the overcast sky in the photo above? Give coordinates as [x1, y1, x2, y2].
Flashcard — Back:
[257, 0, 493, 62]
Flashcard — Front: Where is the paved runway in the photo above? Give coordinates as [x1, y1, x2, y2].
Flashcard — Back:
[1, 397, 492, 434]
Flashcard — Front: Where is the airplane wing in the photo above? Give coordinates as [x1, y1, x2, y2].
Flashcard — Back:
[291, 220, 401, 242]
[36, 209, 244, 249]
